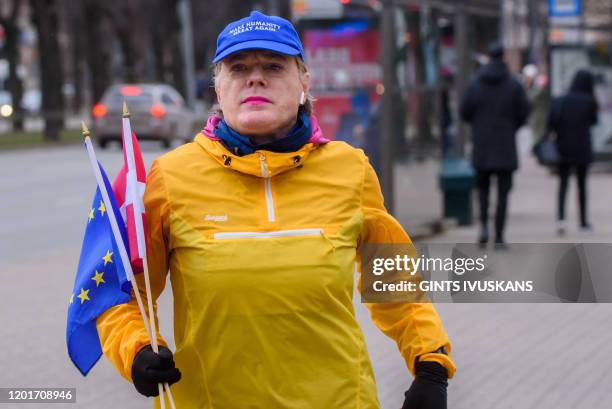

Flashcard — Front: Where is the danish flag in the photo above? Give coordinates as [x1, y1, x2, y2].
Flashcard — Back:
[112, 114, 147, 274]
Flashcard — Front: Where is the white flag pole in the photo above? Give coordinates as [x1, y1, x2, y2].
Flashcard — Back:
[82, 122, 168, 407]
[121, 104, 176, 409]
[82, 121, 151, 336]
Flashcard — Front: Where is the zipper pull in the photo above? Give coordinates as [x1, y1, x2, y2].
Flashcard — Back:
[259, 153, 269, 177]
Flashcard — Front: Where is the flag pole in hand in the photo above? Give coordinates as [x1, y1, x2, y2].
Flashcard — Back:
[120, 104, 176, 409]
[81, 122, 169, 408]
[81, 121, 151, 338]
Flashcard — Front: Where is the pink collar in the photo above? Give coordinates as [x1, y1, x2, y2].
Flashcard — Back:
[201, 114, 330, 145]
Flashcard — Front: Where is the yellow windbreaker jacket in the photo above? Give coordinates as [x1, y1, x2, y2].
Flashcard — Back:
[97, 133, 456, 408]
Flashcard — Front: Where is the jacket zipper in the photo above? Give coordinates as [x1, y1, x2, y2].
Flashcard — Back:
[214, 228, 323, 240]
[259, 153, 276, 222]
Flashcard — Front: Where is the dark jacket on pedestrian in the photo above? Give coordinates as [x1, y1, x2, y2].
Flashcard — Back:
[460, 60, 529, 171]
[548, 70, 598, 165]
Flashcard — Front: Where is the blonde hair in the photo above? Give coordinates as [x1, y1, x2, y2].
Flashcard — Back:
[211, 56, 314, 116]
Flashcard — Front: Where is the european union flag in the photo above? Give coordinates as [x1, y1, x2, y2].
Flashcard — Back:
[66, 163, 132, 375]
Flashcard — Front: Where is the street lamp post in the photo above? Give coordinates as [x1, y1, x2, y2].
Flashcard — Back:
[380, 0, 397, 214]
[178, 0, 197, 109]
[454, 2, 469, 157]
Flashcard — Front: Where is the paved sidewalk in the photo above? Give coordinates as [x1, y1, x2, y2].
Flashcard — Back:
[392, 158, 443, 238]
[424, 155, 612, 244]
[358, 153, 612, 409]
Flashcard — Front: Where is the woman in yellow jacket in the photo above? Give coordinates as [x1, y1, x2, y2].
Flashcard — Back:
[97, 11, 455, 409]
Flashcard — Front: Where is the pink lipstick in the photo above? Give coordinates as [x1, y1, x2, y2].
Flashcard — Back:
[242, 96, 271, 105]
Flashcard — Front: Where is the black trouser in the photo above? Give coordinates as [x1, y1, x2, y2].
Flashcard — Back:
[476, 170, 513, 240]
[558, 163, 589, 226]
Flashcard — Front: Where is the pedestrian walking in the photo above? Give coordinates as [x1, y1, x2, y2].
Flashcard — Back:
[460, 42, 529, 246]
[548, 69, 598, 235]
[96, 11, 455, 408]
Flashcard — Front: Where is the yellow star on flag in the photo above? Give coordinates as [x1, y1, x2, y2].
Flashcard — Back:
[102, 250, 113, 266]
[69, 293, 74, 304]
[77, 288, 90, 304]
[98, 200, 106, 217]
[91, 270, 105, 287]
[88, 208, 95, 222]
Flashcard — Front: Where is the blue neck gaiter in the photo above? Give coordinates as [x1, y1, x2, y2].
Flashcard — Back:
[214, 110, 312, 156]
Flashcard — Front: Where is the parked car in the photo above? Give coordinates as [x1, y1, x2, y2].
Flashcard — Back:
[91, 84, 196, 148]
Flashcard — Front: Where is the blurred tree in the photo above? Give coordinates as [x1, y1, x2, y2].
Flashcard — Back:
[63, 0, 86, 112]
[113, 0, 153, 83]
[151, 0, 166, 84]
[82, 0, 114, 104]
[151, 0, 186, 97]
[0, 0, 24, 130]
[69, 0, 153, 105]
[30, 0, 64, 141]
[64, 0, 293, 111]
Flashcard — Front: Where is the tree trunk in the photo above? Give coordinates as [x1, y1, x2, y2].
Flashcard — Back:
[0, 1, 24, 131]
[152, 0, 186, 97]
[150, 0, 166, 82]
[72, 45, 86, 112]
[31, 0, 64, 142]
[64, 0, 86, 112]
[406, 9, 432, 153]
[5, 22, 24, 131]
[114, 0, 153, 83]
[84, 0, 114, 104]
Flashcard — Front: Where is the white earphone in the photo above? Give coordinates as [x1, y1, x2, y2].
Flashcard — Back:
[299, 91, 305, 106]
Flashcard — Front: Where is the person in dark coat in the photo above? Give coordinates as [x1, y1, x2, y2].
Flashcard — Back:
[548, 69, 598, 234]
[460, 43, 529, 245]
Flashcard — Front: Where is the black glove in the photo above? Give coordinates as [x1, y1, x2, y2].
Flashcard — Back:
[401, 361, 448, 409]
[131, 345, 182, 397]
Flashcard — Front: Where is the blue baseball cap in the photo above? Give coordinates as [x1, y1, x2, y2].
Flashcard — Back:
[213, 11, 305, 64]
